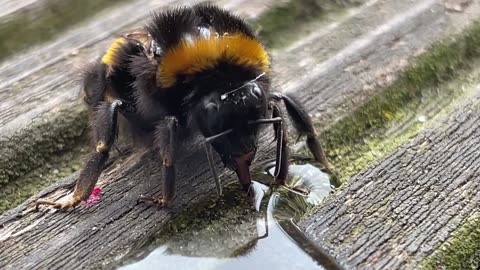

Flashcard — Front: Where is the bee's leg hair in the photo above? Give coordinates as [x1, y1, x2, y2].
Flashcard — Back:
[36, 100, 122, 210]
[139, 116, 178, 207]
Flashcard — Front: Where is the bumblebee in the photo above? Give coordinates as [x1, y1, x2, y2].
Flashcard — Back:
[36, 3, 330, 210]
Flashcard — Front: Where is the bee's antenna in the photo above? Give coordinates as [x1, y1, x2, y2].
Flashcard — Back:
[274, 120, 284, 179]
[205, 128, 234, 143]
[220, 72, 266, 100]
[205, 117, 282, 143]
[204, 143, 222, 195]
[248, 117, 282, 125]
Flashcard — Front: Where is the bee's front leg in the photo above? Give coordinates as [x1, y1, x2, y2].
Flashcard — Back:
[271, 93, 331, 172]
[36, 100, 122, 210]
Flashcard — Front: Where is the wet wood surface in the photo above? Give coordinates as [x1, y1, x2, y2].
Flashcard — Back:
[1, 0, 479, 269]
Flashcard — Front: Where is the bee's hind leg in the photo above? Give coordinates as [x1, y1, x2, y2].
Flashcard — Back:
[268, 101, 308, 195]
[139, 117, 178, 207]
[271, 93, 331, 173]
[36, 100, 122, 210]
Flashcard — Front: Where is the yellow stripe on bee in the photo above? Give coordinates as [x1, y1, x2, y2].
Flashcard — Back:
[158, 33, 270, 87]
[101, 37, 128, 66]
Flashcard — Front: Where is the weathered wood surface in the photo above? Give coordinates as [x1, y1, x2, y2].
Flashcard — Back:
[299, 92, 480, 269]
[0, 0, 44, 18]
[1, 0, 479, 269]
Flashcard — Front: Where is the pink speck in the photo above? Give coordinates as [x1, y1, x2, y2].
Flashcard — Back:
[83, 187, 102, 207]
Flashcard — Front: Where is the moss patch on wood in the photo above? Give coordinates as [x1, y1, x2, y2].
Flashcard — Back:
[325, 60, 480, 182]
[0, 139, 89, 214]
[321, 20, 480, 180]
[254, 0, 364, 48]
[421, 214, 480, 270]
[157, 182, 253, 237]
[0, 107, 88, 187]
[0, 0, 131, 62]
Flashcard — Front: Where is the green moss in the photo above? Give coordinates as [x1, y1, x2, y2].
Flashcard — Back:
[325, 20, 480, 147]
[0, 138, 89, 214]
[321, 20, 480, 180]
[421, 214, 480, 270]
[0, 0, 131, 62]
[254, 0, 363, 48]
[316, 64, 480, 181]
[0, 107, 88, 187]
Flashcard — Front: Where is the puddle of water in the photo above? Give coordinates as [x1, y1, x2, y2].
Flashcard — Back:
[119, 158, 341, 270]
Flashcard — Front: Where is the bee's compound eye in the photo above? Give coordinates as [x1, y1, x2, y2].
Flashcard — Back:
[205, 102, 218, 113]
[250, 84, 262, 99]
[155, 47, 162, 57]
[198, 27, 211, 39]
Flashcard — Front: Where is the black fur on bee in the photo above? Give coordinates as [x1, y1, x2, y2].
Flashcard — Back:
[35, 3, 330, 210]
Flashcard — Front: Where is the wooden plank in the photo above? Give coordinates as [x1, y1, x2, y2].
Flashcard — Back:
[0, 0, 44, 18]
[1, 0, 479, 269]
[299, 92, 480, 269]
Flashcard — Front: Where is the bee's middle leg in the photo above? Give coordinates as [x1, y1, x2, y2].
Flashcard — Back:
[140, 117, 178, 207]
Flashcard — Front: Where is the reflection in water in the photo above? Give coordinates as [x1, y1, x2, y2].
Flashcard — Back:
[120, 159, 340, 270]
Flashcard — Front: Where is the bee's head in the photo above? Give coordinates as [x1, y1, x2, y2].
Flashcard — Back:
[191, 74, 268, 188]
